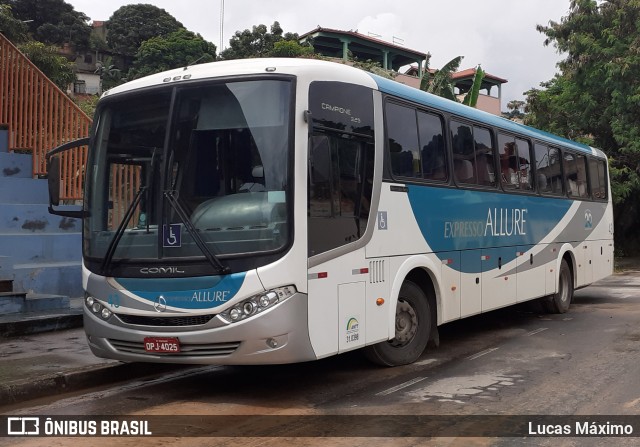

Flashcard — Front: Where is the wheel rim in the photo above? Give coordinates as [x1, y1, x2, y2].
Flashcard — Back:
[390, 299, 418, 347]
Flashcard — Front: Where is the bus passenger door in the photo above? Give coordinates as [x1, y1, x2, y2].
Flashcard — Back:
[481, 247, 516, 311]
[516, 246, 546, 302]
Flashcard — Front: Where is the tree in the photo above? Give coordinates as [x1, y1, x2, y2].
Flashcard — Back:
[503, 100, 526, 120]
[106, 4, 183, 57]
[73, 94, 99, 118]
[95, 56, 124, 91]
[129, 28, 216, 79]
[220, 21, 299, 60]
[0, 3, 29, 43]
[19, 40, 75, 90]
[269, 40, 314, 58]
[5, 0, 91, 49]
[526, 0, 640, 254]
[350, 58, 396, 79]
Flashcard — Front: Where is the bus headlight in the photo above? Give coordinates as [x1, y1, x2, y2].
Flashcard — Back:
[219, 286, 296, 324]
[85, 295, 113, 321]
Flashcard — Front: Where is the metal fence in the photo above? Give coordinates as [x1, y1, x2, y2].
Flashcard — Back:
[0, 33, 91, 200]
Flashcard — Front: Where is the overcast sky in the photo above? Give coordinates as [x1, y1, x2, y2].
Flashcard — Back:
[67, 0, 571, 108]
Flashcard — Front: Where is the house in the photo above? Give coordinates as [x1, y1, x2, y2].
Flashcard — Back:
[400, 66, 507, 116]
[300, 27, 507, 115]
[299, 27, 427, 77]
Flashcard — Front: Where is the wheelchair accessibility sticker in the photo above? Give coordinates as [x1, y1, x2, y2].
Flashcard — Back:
[378, 211, 388, 230]
[163, 224, 182, 248]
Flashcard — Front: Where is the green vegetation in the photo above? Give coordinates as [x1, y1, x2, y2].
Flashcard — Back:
[128, 29, 216, 79]
[420, 56, 485, 108]
[2, 0, 91, 48]
[105, 4, 184, 57]
[525, 0, 640, 254]
[0, 4, 28, 43]
[18, 40, 75, 90]
[219, 21, 303, 60]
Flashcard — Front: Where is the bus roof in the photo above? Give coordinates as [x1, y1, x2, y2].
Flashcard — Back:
[102, 58, 377, 98]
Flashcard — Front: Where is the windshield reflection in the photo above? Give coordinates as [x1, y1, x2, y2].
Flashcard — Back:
[84, 79, 292, 272]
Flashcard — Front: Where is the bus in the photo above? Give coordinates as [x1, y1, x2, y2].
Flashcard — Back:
[47, 58, 614, 366]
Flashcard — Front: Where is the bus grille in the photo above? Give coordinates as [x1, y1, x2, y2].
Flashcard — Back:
[116, 313, 215, 327]
[108, 339, 241, 357]
[369, 259, 385, 283]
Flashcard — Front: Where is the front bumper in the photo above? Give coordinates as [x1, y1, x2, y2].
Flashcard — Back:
[84, 292, 317, 365]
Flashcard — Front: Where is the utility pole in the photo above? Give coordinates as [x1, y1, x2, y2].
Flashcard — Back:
[220, 0, 225, 52]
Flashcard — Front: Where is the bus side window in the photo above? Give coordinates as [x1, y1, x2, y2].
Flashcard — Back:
[564, 152, 588, 198]
[564, 153, 589, 199]
[535, 144, 564, 196]
[451, 121, 477, 185]
[386, 102, 421, 178]
[548, 147, 564, 194]
[474, 126, 495, 187]
[417, 111, 447, 182]
[589, 158, 607, 200]
[498, 133, 517, 188]
[515, 138, 533, 190]
[534, 143, 551, 194]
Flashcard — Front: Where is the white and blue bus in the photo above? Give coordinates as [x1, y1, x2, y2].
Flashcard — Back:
[48, 58, 614, 366]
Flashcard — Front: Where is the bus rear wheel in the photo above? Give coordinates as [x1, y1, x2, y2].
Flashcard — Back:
[543, 259, 573, 314]
[364, 280, 431, 366]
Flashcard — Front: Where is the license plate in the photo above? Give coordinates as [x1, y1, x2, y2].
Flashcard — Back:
[144, 337, 180, 353]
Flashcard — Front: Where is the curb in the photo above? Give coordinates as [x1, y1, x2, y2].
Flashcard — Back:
[0, 312, 83, 338]
[0, 362, 187, 405]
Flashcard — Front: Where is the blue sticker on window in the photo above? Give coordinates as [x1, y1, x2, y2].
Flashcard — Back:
[163, 224, 182, 247]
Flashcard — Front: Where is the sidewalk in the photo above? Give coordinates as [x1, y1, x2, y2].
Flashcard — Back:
[0, 298, 185, 406]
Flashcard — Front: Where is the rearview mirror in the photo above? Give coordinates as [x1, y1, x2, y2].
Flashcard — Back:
[47, 155, 61, 206]
[46, 137, 90, 218]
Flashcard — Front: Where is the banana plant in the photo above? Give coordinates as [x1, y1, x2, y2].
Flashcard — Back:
[420, 56, 486, 108]
[419, 55, 462, 101]
[462, 65, 485, 107]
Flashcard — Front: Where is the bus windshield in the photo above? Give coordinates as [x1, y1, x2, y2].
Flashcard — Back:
[84, 79, 292, 273]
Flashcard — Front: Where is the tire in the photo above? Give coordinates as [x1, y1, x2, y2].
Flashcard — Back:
[364, 280, 431, 366]
[543, 259, 573, 314]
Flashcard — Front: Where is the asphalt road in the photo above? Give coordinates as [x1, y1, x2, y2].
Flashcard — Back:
[3, 271, 640, 447]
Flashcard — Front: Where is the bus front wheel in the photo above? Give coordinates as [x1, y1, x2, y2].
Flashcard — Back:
[364, 280, 431, 366]
[543, 259, 573, 314]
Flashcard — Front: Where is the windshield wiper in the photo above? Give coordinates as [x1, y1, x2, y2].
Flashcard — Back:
[101, 185, 146, 274]
[101, 148, 159, 275]
[164, 190, 231, 275]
